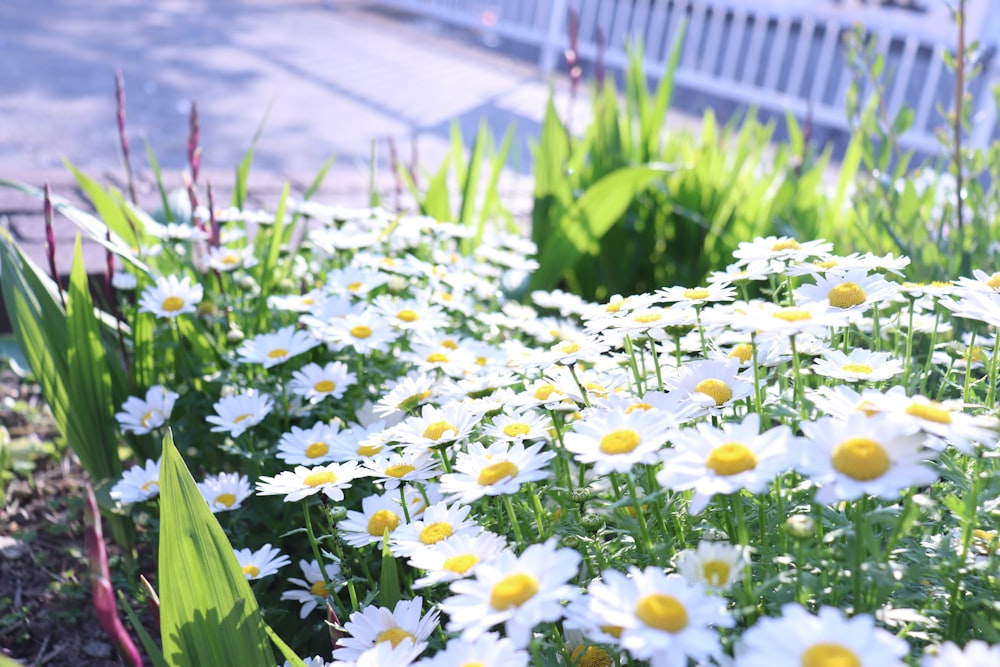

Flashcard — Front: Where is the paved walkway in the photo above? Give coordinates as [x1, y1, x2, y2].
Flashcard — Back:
[1, 0, 653, 274]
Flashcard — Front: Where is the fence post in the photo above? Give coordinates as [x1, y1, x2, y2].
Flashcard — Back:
[539, 0, 569, 75]
[969, 0, 1000, 149]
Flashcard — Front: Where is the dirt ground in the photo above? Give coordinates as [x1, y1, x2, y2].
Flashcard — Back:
[0, 373, 156, 667]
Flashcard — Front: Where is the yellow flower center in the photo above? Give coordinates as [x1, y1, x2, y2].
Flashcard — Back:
[426, 352, 450, 363]
[533, 384, 561, 400]
[571, 646, 614, 667]
[705, 442, 758, 476]
[384, 464, 416, 478]
[302, 442, 328, 459]
[313, 379, 336, 393]
[349, 325, 372, 339]
[986, 273, 1000, 290]
[554, 341, 581, 355]
[800, 643, 861, 667]
[221, 254, 239, 266]
[490, 573, 539, 610]
[683, 288, 710, 300]
[599, 429, 642, 455]
[832, 437, 889, 481]
[728, 343, 753, 363]
[161, 296, 185, 312]
[140, 410, 155, 428]
[443, 553, 479, 574]
[635, 594, 689, 633]
[478, 461, 519, 486]
[419, 522, 454, 544]
[605, 300, 624, 313]
[346, 281, 363, 292]
[357, 443, 383, 457]
[241, 564, 260, 578]
[141, 480, 159, 492]
[599, 625, 624, 639]
[367, 509, 401, 536]
[476, 356, 488, 366]
[309, 580, 330, 597]
[703, 560, 731, 586]
[813, 259, 838, 269]
[634, 312, 662, 324]
[375, 627, 415, 648]
[771, 239, 801, 251]
[302, 471, 337, 487]
[694, 379, 733, 406]
[503, 423, 531, 437]
[774, 307, 812, 322]
[397, 309, 419, 322]
[905, 401, 952, 424]
[841, 363, 873, 374]
[827, 282, 867, 309]
[422, 420, 458, 441]
[213, 493, 237, 508]
[625, 402, 653, 414]
[584, 381, 608, 398]
[441, 339, 459, 350]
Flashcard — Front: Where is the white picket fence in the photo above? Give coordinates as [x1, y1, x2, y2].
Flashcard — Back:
[368, 0, 1000, 153]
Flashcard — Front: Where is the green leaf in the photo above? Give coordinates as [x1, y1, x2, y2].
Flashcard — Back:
[458, 119, 487, 227]
[254, 183, 291, 294]
[144, 140, 174, 223]
[379, 532, 401, 609]
[233, 102, 274, 209]
[158, 430, 277, 667]
[64, 160, 141, 251]
[420, 154, 453, 222]
[530, 165, 669, 291]
[531, 96, 572, 250]
[645, 19, 687, 159]
[120, 593, 170, 667]
[473, 122, 516, 250]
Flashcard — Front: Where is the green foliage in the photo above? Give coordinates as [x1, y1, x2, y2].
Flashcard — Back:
[158, 429, 297, 667]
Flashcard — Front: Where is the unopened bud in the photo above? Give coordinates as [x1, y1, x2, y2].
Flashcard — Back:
[581, 513, 604, 532]
[785, 514, 816, 540]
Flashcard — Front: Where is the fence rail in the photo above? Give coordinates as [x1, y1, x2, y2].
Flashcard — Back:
[369, 0, 1000, 153]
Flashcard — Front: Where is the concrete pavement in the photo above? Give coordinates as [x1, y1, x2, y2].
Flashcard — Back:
[0, 0, 624, 274]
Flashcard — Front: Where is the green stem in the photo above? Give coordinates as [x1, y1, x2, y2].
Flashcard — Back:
[903, 296, 916, 388]
[648, 336, 665, 391]
[624, 473, 655, 561]
[501, 495, 525, 544]
[853, 496, 868, 611]
[567, 363, 592, 408]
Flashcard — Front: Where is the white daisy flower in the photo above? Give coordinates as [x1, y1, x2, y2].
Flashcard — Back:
[706, 259, 776, 284]
[255, 462, 364, 503]
[563, 406, 673, 475]
[111, 270, 138, 290]
[362, 450, 441, 490]
[795, 267, 899, 312]
[799, 413, 938, 504]
[197, 471, 253, 513]
[666, 359, 754, 416]
[281, 558, 344, 619]
[940, 289, 1000, 329]
[206, 390, 273, 438]
[440, 538, 580, 647]
[954, 268, 1000, 293]
[137, 274, 204, 319]
[233, 543, 291, 580]
[584, 567, 733, 667]
[109, 458, 161, 504]
[329, 640, 423, 667]
[205, 244, 258, 272]
[811, 349, 904, 383]
[236, 325, 319, 369]
[401, 343, 477, 378]
[735, 604, 907, 667]
[325, 266, 390, 298]
[321, 310, 400, 354]
[675, 541, 747, 593]
[388, 501, 479, 558]
[328, 421, 399, 462]
[923, 641, 1000, 667]
[408, 531, 509, 589]
[283, 656, 331, 667]
[276, 422, 348, 466]
[288, 361, 358, 404]
[115, 385, 179, 435]
[481, 409, 552, 444]
[857, 387, 999, 454]
[267, 288, 325, 313]
[374, 373, 439, 417]
[732, 235, 834, 266]
[371, 295, 449, 332]
[440, 440, 554, 504]
[332, 597, 438, 663]
[729, 301, 850, 339]
[657, 413, 794, 514]
[656, 283, 737, 308]
[416, 632, 529, 667]
[338, 493, 409, 548]
[389, 403, 480, 452]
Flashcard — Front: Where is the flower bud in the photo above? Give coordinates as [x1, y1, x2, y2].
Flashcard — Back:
[785, 513, 815, 540]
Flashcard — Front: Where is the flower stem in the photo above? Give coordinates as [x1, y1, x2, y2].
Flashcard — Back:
[501, 495, 525, 544]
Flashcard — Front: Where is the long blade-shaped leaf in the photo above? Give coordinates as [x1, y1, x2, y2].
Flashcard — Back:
[158, 430, 277, 667]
